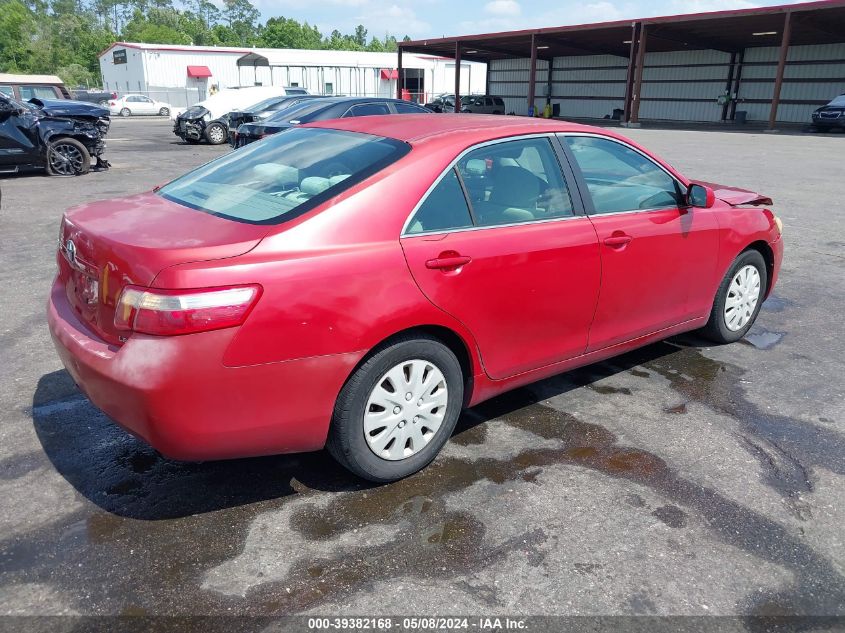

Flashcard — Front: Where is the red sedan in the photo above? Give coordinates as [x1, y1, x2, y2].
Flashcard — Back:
[48, 115, 783, 482]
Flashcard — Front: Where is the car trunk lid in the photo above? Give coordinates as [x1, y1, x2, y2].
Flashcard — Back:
[58, 191, 268, 345]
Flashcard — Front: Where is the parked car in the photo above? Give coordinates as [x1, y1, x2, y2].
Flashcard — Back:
[71, 88, 118, 107]
[226, 95, 321, 146]
[233, 97, 431, 147]
[173, 87, 304, 145]
[48, 115, 783, 481]
[108, 94, 171, 117]
[460, 95, 506, 114]
[0, 73, 71, 101]
[0, 93, 109, 176]
[424, 94, 456, 112]
[810, 94, 845, 131]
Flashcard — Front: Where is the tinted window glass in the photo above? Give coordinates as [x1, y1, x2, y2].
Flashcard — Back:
[19, 86, 58, 100]
[485, 98, 494, 106]
[346, 103, 391, 117]
[394, 102, 428, 114]
[0, 86, 13, 97]
[565, 136, 683, 214]
[159, 128, 409, 224]
[406, 169, 473, 235]
[493, 97, 505, 106]
[457, 138, 574, 227]
[268, 99, 333, 123]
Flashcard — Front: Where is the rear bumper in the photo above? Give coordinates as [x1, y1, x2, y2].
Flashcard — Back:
[47, 278, 362, 461]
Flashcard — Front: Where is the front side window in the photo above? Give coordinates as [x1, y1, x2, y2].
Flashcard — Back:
[158, 127, 409, 224]
[457, 138, 574, 227]
[564, 135, 684, 214]
[406, 169, 473, 234]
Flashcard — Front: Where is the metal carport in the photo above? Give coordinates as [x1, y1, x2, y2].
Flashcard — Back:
[397, 0, 845, 128]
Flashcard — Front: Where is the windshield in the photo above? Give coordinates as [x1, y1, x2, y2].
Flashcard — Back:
[828, 95, 845, 107]
[158, 127, 409, 224]
[265, 99, 339, 124]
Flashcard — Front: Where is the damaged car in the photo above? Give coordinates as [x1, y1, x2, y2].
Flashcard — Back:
[0, 93, 110, 176]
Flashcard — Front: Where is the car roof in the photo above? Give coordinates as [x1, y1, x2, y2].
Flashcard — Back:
[302, 113, 610, 144]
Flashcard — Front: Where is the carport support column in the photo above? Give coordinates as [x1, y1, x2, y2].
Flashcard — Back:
[397, 47, 403, 100]
[623, 22, 641, 124]
[768, 11, 792, 130]
[629, 23, 647, 125]
[528, 34, 538, 116]
[454, 43, 462, 113]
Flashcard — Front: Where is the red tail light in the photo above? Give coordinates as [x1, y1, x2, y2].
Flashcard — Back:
[114, 284, 262, 336]
[109, 101, 116, 106]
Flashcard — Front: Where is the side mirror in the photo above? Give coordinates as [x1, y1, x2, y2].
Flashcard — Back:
[687, 183, 715, 208]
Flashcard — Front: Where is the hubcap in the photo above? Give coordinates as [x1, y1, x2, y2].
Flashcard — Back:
[49, 143, 84, 176]
[208, 126, 224, 142]
[724, 264, 761, 331]
[364, 359, 448, 461]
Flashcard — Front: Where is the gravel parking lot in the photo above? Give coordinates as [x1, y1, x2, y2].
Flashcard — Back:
[1, 118, 843, 626]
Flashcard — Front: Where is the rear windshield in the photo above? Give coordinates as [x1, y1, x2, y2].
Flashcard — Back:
[266, 99, 334, 124]
[158, 127, 409, 224]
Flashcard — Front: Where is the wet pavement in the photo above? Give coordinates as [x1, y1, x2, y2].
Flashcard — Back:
[1, 119, 844, 625]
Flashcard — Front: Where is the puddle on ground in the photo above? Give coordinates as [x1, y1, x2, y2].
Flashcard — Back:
[743, 328, 786, 350]
[761, 294, 794, 313]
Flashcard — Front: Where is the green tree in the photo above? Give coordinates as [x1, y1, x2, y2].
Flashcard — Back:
[222, 0, 259, 45]
[0, 0, 36, 71]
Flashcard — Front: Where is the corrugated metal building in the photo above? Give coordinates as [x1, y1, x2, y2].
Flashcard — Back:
[399, 0, 845, 127]
[99, 42, 485, 108]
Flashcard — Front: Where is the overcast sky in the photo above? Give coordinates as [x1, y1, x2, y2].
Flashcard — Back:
[252, 0, 810, 41]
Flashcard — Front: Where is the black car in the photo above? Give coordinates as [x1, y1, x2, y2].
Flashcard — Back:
[227, 95, 321, 146]
[811, 94, 845, 131]
[233, 97, 431, 147]
[0, 94, 110, 176]
[424, 94, 455, 113]
[71, 88, 118, 107]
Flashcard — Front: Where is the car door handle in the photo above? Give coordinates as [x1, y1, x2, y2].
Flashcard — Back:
[425, 255, 471, 270]
[603, 235, 633, 248]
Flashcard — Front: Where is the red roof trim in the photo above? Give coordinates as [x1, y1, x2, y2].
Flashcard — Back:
[401, 0, 845, 47]
[98, 41, 251, 58]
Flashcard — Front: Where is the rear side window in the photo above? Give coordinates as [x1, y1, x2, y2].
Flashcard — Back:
[19, 85, 59, 100]
[394, 102, 428, 114]
[0, 86, 12, 97]
[345, 103, 391, 117]
[158, 127, 409, 224]
[406, 169, 473, 234]
[494, 97, 505, 106]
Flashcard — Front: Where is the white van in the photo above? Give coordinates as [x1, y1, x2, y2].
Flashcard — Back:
[172, 86, 309, 144]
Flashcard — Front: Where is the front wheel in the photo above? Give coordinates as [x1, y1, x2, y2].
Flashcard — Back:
[700, 249, 767, 343]
[205, 122, 226, 144]
[159, 107, 170, 117]
[46, 138, 91, 176]
[327, 334, 464, 482]
[120, 108, 131, 117]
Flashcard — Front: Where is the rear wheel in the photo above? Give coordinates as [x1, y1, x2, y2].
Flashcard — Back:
[46, 138, 91, 176]
[700, 249, 767, 343]
[205, 122, 226, 144]
[120, 107, 131, 117]
[327, 334, 464, 482]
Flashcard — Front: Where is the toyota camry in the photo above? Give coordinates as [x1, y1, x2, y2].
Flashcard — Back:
[48, 115, 783, 482]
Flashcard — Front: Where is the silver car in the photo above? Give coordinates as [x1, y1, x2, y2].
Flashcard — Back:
[460, 95, 506, 114]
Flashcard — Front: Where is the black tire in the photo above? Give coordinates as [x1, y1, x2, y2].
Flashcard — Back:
[205, 123, 227, 145]
[327, 334, 464, 483]
[120, 107, 131, 117]
[46, 138, 91, 176]
[700, 249, 767, 344]
[159, 107, 170, 117]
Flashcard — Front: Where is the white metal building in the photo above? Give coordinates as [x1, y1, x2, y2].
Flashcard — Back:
[99, 42, 485, 108]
